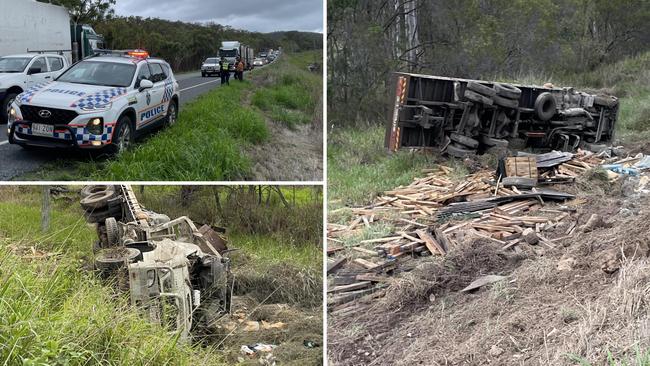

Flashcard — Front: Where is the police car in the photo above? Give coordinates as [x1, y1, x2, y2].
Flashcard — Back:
[7, 50, 179, 153]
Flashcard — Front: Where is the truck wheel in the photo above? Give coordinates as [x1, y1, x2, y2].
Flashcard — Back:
[446, 143, 476, 158]
[466, 81, 496, 97]
[165, 101, 178, 127]
[105, 217, 120, 246]
[1, 93, 18, 124]
[449, 133, 479, 149]
[479, 135, 509, 148]
[81, 190, 115, 210]
[95, 247, 141, 275]
[464, 90, 493, 105]
[111, 115, 134, 154]
[495, 83, 522, 99]
[493, 94, 519, 109]
[534, 92, 556, 121]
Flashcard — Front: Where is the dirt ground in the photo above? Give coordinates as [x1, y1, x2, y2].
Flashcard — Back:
[245, 73, 323, 182]
[328, 148, 650, 366]
[199, 259, 323, 366]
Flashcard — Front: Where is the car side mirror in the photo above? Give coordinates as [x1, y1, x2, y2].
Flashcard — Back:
[27, 67, 41, 75]
[139, 79, 154, 91]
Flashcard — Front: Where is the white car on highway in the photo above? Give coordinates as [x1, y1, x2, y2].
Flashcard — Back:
[253, 58, 264, 67]
[201, 57, 220, 77]
[0, 53, 69, 124]
[7, 50, 180, 153]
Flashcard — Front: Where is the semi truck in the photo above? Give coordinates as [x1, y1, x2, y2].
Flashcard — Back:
[80, 185, 231, 341]
[218, 41, 254, 71]
[385, 72, 619, 157]
[0, 0, 105, 63]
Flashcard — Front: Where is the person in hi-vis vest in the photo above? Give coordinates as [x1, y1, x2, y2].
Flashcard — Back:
[219, 57, 230, 85]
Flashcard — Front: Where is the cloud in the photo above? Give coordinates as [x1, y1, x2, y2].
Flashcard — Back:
[113, 0, 323, 33]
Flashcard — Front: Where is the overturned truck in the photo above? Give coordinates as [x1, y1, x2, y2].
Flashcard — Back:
[79, 185, 231, 340]
[385, 73, 619, 157]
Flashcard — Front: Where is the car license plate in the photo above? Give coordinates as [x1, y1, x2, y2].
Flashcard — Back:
[32, 123, 54, 137]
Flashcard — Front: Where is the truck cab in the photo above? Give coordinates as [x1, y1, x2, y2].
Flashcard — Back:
[0, 53, 69, 124]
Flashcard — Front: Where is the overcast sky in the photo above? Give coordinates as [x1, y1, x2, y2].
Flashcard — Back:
[114, 0, 323, 33]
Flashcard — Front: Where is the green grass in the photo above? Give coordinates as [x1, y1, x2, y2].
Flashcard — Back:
[229, 233, 321, 270]
[0, 188, 218, 365]
[328, 126, 436, 207]
[252, 51, 322, 128]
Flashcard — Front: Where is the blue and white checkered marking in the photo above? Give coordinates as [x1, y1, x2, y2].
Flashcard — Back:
[70, 88, 128, 109]
[73, 125, 114, 145]
[17, 82, 52, 104]
[161, 79, 174, 103]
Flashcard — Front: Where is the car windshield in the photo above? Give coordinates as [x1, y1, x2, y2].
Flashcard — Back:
[204, 58, 218, 64]
[57, 60, 136, 87]
[219, 49, 237, 57]
[0, 57, 31, 73]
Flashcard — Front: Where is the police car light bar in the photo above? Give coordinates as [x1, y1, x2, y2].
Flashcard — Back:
[127, 50, 149, 58]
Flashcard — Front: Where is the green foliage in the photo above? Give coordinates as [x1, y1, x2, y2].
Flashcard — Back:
[328, 125, 436, 207]
[252, 52, 322, 128]
[94, 17, 323, 73]
[0, 191, 217, 365]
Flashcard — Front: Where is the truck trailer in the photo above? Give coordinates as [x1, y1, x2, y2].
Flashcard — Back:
[0, 0, 105, 63]
[385, 73, 619, 157]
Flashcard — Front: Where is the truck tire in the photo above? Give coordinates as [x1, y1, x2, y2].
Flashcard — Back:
[449, 133, 479, 149]
[81, 185, 114, 199]
[534, 92, 556, 121]
[466, 81, 496, 97]
[464, 90, 493, 105]
[446, 143, 476, 158]
[495, 83, 522, 99]
[1, 93, 18, 124]
[493, 94, 519, 109]
[105, 217, 120, 247]
[81, 190, 115, 210]
[95, 248, 140, 275]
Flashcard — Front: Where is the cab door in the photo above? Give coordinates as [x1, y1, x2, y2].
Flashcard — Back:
[24, 56, 50, 88]
[147, 62, 166, 113]
[133, 63, 154, 129]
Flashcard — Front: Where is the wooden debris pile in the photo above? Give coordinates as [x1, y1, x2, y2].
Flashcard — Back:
[327, 150, 606, 313]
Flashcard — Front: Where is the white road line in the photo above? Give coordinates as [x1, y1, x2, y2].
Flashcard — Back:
[0, 140, 9, 146]
[179, 79, 220, 92]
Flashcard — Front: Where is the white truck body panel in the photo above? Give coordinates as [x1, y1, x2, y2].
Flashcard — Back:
[0, 0, 72, 64]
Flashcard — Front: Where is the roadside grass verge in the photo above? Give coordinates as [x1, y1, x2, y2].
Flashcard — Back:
[0, 187, 218, 365]
[328, 126, 436, 207]
[91, 80, 268, 181]
[252, 51, 322, 128]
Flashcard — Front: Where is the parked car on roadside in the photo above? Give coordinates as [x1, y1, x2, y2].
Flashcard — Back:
[201, 57, 220, 77]
[7, 50, 180, 154]
[0, 53, 69, 124]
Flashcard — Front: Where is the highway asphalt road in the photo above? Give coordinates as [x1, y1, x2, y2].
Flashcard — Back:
[0, 68, 253, 180]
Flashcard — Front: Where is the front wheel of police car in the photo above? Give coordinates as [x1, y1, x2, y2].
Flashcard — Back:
[111, 115, 134, 154]
[166, 101, 178, 127]
[2, 93, 18, 125]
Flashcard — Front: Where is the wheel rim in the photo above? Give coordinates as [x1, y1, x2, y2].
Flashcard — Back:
[118, 124, 131, 152]
[168, 104, 177, 126]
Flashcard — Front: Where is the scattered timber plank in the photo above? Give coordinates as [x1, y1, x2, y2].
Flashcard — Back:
[416, 229, 447, 256]
[327, 257, 347, 274]
[327, 281, 372, 294]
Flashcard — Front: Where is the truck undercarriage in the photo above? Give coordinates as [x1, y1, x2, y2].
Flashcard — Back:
[385, 73, 619, 156]
[79, 185, 230, 341]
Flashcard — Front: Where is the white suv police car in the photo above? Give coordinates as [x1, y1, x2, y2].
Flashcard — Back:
[7, 50, 179, 153]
